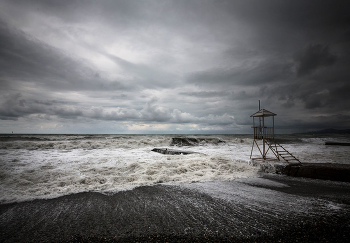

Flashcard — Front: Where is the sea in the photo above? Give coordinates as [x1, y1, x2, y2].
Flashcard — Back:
[1, 134, 350, 204]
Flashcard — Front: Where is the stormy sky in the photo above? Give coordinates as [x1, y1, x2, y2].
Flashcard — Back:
[1, 0, 349, 134]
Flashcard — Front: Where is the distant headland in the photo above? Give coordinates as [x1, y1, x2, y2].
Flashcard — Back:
[295, 128, 350, 134]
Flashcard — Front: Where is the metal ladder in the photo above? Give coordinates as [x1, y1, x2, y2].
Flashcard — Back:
[266, 140, 301, 164]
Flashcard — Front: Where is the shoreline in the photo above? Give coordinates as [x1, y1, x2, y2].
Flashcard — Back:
[1, 174, 350, 242]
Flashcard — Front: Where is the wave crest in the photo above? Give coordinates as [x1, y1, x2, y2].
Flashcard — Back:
[0, 152, 257, 204]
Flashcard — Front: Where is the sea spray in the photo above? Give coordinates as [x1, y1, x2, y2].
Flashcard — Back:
[1, 134, 350, 204]
[0, 134, 257, 203]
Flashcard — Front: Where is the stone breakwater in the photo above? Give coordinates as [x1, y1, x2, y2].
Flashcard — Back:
[255, 161, 350, 183]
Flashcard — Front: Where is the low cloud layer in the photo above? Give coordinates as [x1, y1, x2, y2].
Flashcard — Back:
[1, 0, 350, 134]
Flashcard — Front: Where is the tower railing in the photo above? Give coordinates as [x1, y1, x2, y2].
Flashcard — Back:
[252, 126, 274, 140]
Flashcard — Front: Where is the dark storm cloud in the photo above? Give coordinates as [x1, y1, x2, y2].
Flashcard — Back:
[187, 57, 294, 87]
[0, 0, 144, 27]
[295, 44, 337, 77]
[140, 98, 172, 122]
[0, 92, 139, 121]
[220, 0, 350, 46]
[180, 90, 251, 101]
[278, 114, 350, 132]
[1, 0, 350, 133]
[87, 106, 140, 121]
[0, 19, 83, 86]
[103, 53, 176, 89]
[0, 93, 81, 120]
[0, 93, 25, 120]
[0, 92, 233, 127]
[262, 44, 350, 113]
[0, 19, 131, 92]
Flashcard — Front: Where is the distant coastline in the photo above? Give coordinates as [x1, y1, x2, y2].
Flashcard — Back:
[295, 128, 350, 134]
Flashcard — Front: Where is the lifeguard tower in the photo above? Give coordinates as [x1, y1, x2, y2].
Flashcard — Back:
[250, 108, 300, 164]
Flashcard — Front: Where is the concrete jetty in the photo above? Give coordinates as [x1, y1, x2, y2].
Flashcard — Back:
[325, 141, 350, 146]
[151, 148, 200, 155]
[283, 163, 350, 182]
[257, 162, 350, 183]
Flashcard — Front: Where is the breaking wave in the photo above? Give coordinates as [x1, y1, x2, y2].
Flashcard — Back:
[0, 134, 253, 150]
[0, 150, 257, 204]
[0, 134, 257, 203]
[3, 133, 348, 204]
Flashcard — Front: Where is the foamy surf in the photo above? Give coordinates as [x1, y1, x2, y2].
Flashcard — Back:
[1, 133, 350, 204]
[0, 135, 258, 204]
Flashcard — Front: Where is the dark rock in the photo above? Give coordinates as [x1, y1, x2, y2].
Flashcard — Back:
[170, 137, 198, 146]
[170, 137, 225, 146]
[151, 148, 199, 155]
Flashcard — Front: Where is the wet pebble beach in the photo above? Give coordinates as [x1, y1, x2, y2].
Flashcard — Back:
[1, 174, 350, 242]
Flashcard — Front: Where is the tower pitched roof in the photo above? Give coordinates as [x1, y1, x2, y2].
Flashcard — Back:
[250, 109, 276, 117]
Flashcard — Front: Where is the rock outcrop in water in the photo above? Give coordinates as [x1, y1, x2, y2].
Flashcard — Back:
[170, 137, 225, 146]
[151, 148, 199, 155]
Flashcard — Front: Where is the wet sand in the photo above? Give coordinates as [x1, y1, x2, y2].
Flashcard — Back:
[1, 174, 350, 242]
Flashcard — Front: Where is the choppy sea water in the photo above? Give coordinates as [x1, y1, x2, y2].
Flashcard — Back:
[0, 134, 349, 204]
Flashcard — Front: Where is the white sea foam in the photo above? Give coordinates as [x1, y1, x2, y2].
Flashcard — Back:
[1, 134, 349, 204]
[0, 135, 173, 150]
[300, 136, 350, 145]
[0, 135, 259, 203]
[278, 141, 350, 164]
